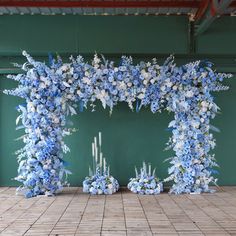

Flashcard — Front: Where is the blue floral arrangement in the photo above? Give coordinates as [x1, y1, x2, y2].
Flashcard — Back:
[83, 132, 119, 195]
[128, 162, 163, 194]
[3, 51, 232, 197]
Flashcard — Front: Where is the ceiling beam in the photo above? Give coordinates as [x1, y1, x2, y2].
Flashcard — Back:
[0, 1, 200, 8]
[195, 0, 234, 36]
[194, 0, 210, 21]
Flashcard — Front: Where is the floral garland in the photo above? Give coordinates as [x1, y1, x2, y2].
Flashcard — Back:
[128, 162, 163, 194]
[83, 132, 119, 194]
[3, 51, 232, 197]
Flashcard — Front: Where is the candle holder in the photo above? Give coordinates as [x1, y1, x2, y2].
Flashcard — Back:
[128, 162, 163, 195]
[83, 132, 119, 195]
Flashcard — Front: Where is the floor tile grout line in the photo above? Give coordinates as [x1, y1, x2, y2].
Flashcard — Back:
[193, 193, 236, 220]
[0, 189, 26, 221]
[153, 195, 180, 235]
[169, 195, 206, 235]
[220, 187, 236, 197]
[215, 191, 236, 207]
[181, 194, 228, 234]
[73, 192, 91, 235]
[100, 194, 107, 235]
[137, 195, 154, 235]
[121, 188, 128, 236]
[186, 194, 236, 234]
[47, 188, 79, 236]
[22, 195, 58, 236]
[1, 187, 236, 236]
[204, 192, 236, 214]
[1, 194, 41, 234]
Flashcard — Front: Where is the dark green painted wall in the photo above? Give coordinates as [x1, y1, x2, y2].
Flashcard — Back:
[0, 15, 236, 186]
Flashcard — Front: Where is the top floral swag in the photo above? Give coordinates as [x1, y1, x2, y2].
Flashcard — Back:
[4, 51, 232, 198]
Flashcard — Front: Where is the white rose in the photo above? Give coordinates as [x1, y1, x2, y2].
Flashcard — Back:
[201, 101, 208, 107]
[143, 79, 148, 85]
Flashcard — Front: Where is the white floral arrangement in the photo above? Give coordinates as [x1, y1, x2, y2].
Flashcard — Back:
[128, 162, 163, 195]
[83, 132, 119, 195]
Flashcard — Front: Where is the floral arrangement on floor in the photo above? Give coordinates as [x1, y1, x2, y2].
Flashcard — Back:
[128, 162, 163, 194]
[3, 51, 232, 197]
[83, 132, 119, 195]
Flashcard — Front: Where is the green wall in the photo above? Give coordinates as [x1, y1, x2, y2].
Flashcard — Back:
[0, 15, 236, 186]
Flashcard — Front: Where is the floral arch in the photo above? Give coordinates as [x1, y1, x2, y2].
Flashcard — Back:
[4, 51, 232, 198]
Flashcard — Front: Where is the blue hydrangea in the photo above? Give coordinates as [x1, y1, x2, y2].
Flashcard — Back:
[3, 51, 232, 197]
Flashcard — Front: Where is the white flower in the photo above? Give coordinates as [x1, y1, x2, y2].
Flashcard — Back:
[175, 141, 184, 150]
[179, 101, 188, 110]
[39, 82, 46, 89]
[27, 102, 35, 112]
[143, 79, 148, 85]
[185, 90, 194, 98]
[138, 93, 145, 99]
[201, 101, 208, 108]
[53, 117, 60, 124]
[196, 179, 201, 185]
[150, 79, 155, 84]
[98, 189, 103, 194]
[141, 69, 149, 79]
[82, 77, 91, 85]
[191, 120, 200, 128]
[118, 81, 127, 90]
[160, 86, 166, 92]
[61, 64, 69, 71]
[166, 81, 173, 88]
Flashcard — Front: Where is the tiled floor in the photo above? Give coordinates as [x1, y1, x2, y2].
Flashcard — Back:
[0, 187, 236, 236]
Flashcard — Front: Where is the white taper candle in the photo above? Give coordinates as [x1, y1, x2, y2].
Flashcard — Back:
[92, 142, 95, 157]
[100, 152, 103, 168]
[99, 132, 102, 147]
[103, 158, 106, 174]
[95, 145, 98, 163]
[94, 137, 97, 148]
